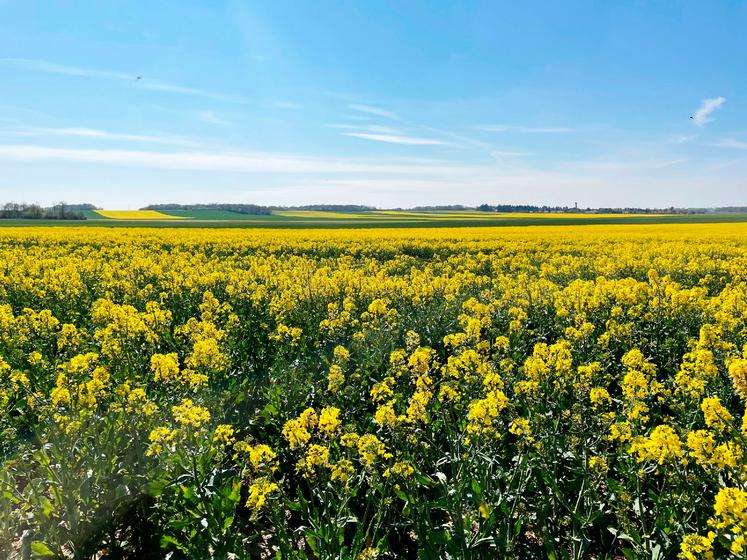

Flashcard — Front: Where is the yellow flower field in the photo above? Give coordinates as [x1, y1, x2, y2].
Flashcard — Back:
[95, 209, 189, 219]
[1, 223, 747, 559]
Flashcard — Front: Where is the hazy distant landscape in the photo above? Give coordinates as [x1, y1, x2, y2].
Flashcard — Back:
[2, 201, 747, 228]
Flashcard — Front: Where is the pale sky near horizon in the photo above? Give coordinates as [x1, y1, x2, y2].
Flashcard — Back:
[1, 1, 746, 209]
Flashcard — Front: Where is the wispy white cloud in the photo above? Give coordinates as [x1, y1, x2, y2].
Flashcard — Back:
[560, 158, 687, 172]
[141, 83, 244, 103]
[348, 104, 401, 121]
[647, 159, 687, 169]
[342, 132, 447, 145]
[0, 144, 467, 173]
[476, 124, 574, 133]
[489, 150, 533, 157]
[269, 101, 301, 109]
[713, 138, 747, 150]
[0, 126, 199, 147]
[331, 119, 447, 146]
[199, 111, 232, 126]
[670, 134, 697, 144]
[342, 102, 515, 156]
[0, 58, 246, 103]
[328, 123, 404, 134]
[692, 97, 725, 127]
[3, 142, 744, 209]
[339, 108, 533, 157]
[703, 158, 746, 171]
[1, 57, 132, 80]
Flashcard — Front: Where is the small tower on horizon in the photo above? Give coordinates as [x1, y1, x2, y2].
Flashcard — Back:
[574, 201, 578, 210]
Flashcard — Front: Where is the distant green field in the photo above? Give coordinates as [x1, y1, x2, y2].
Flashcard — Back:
[83, 209, 358, 221]
[81, 210, 107, 219]
[3, 211, 747, 229]
[156, 209, 283, 220]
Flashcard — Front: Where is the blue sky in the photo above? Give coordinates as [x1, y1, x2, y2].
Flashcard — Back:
[1, 1, 746, 208]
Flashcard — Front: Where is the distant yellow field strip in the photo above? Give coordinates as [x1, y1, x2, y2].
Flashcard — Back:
[260, 210, 681, 221]
[373, 211, 503, 219]
[273, 210, 495, 220]
[372, 210, 494, 218]
[272, 210, 401, 219]
[95, 210, 190, 220]
[492, 212, 667, 219]
[373, 211, 668, 219]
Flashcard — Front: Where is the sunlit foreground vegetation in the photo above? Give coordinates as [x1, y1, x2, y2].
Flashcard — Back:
[2, 224, 747, 559]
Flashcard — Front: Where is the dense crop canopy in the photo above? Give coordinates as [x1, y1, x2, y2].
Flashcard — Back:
[1, 223, 747, 558]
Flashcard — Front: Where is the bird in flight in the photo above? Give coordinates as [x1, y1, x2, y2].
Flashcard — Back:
[136, 76, 142, 81]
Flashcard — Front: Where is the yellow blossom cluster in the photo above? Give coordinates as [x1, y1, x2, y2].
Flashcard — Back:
[3, 223, 747, 558]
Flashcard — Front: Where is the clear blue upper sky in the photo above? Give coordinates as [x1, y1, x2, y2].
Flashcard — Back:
[1, 1, 745, 208]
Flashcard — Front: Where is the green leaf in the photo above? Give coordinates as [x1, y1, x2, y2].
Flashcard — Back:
[148, 479, 168, 497]
[393, 487, 408, 502]
[228, 480, 242, 501]
[40, 498, 54, 519]
[429, 529, 450, 545]
[306, 534, 319, 554]
[181, 484, 195, 500]
[513, 520, 523, 538]
[30, 542, 56, 558]
[285, 499, 302, 512]
[470, 479, 483, 500]
[160, 535, 188, 552]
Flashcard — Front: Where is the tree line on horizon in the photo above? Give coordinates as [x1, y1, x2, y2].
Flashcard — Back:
[0, 202, 93, 220]
[476, 204, 688, 214]
[143, 203, 744, 215]
[140, 203, 376, 214]
[1, 201, 746, 220]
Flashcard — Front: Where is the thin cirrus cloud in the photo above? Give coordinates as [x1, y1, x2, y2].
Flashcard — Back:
[330, 123, 447, 146]
[342, 132, 447, 145]
[348, 103, 401, 121]
[489, 150, 533, 157]
[713, 138, 747, 150]
[1, 125, 199, 147]
[0, 144, 469, 174]
[269, 101, 301, 110]
[327, 124, 401, 133]
[670, 134, 697, 144]
[560, 158, 687, 172]
[340, 100, 530, 158]
[0, 58, 246, 103]
[199, 111, 233, 126]
[691, 97, 726, 127]
[475, 124, 575, 133]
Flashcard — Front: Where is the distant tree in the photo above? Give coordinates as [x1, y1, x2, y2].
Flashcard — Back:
[143, 203, 382, 215]
[288, 204, 375, 212]
[0, 201, 86, 220]
[26, 204, 44, 219]
[65, 203, 100, 211]
[715, 207, 747, 213]
[408, 205, 468, 211]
